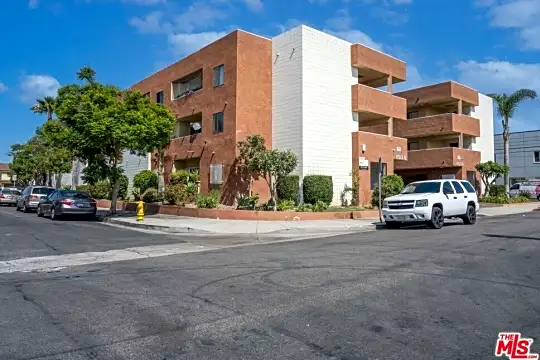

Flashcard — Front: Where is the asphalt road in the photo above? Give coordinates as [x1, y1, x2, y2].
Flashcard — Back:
[0, 205, 539, 359]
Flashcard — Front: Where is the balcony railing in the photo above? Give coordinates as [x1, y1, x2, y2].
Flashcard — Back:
[351, 84, 407, 120]
[394, 147, 481, 170]
[393, 113, 480, 138]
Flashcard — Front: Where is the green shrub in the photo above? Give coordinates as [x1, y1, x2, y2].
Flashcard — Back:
[61, 185, 72, 190]
[277, 199, 296, 211]
[371, 174, 404, 208]
[164, 184, 188, 206]
[141, 188, 163, 203]
[118, 174, 129, 200]
[295, 203, 313, 212]
[313, 200, 328, 212]
[277, 175, 300, 203]
[519, 190, 532, 198]
[511, 194, 530, 203]
[132, 188, 142, 201]
[76, 184, 91, 194]
[87, 181, 110, 200]
[479, 196, 507, 204]
[236, 194, 259, 210]
[133, 170, 158, 194]
[170, 169, 199, 186]
[196, 190, 220, 209]
[489, 185, 507, 197]
[303, 175, 333, 205]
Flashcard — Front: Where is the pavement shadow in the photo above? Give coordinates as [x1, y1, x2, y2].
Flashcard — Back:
[375, 222, 463, 230]
[483, 233, 540, 241]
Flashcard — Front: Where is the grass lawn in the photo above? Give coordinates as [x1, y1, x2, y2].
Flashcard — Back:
[326, 206, 367, 212]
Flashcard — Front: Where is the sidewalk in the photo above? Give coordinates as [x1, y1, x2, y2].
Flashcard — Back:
[477, 202, 539, 217]
[103, 213, 376, 235]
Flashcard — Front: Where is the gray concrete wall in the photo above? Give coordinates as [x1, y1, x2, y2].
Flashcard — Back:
[494, 130, 540, 184]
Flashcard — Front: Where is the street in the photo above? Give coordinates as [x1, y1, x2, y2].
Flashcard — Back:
[0, 206, 539, 359]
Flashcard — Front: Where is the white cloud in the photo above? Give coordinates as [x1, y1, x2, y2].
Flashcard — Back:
[483, 0, 540, 50]
[392, 0, 412, 4]
[130, 11, 171, 34]
[325, 8, 351, 31]
[168, 31, 227, 56]
[28, 0, 39, 9]
[328, 29, 383, 51]
[0, 82, 7, 93]
[242, 0, 263, 12]
[19, 75, 60, 104]
[456, 60, 540, 93]
[173, 1, 227, 33]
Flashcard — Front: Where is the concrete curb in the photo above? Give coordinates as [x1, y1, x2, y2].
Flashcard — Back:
[103, 217, 377, 235]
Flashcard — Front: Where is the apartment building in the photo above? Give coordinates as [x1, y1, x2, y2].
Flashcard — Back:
[131, 24, 493, 206]
[494, 130, 540, 184]
[0, 163, 14, 188]
[131, 30, 272, 204]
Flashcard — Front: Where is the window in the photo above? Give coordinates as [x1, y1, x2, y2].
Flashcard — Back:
[460, 181, 476, 193]
[534, 151, 540, 163]
[443, 181, 454, 194]
[451, 181, 465, 193]
[407, 111, 419, 119]
[32, 187, 54, 195]
[407, 142, 419, 151]
[212, 112, 224, 133]
[156, 91, 164, 104]
[143, 92, 150, 98]
[212, 64, 224, 87]
[370, 162, 387, 190]
[449, 142, 459, 148]
[510, 184, 520, 190]
[172, 70, 203, 99]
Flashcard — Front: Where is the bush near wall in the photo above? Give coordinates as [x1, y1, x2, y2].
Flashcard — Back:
[489, 185, 507, 198]
[75, 174, 129, 200]
[133, 170, 158, 194]
[277, 175, 300, 203]
[371, 174, 404, 208]
[303, 175, 333, 205]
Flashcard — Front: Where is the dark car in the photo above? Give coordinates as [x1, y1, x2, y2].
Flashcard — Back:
[37, 190, 97, 220]
[0, 188, 22, 206]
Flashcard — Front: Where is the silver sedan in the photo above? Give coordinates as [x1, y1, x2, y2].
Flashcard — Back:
[0, 188, 22, 206]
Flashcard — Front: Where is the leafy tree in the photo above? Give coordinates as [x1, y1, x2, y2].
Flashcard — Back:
[236, 135, 297, 211]
[371, 174, 404, 208]
[237, 134, 267, 195]
[488, 89, 537, 193]
[55, 67, 175, 213]
[475, 161, 509, 196]
[133, 170, 158, 193]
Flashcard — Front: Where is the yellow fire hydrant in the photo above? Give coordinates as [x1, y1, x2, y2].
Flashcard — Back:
[136, 200, 144, 222]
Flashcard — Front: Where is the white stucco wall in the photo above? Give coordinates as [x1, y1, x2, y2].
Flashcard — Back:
[470, 93, 495, 193]
[272, 25, 358, 205]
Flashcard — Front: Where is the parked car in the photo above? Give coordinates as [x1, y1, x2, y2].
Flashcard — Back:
[37, 189, 97, 220]
[382, 179, 479, 229]
[0, 188, 22, 206]
[509, 182, 540, 201]
[16, 186, 55, 212]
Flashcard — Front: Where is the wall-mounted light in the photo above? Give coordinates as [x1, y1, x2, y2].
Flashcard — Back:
[361, 144, 366, 153]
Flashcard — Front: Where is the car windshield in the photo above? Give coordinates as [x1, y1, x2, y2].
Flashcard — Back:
[32, 187, 54, 195]
[60, 191, 91, 199]
[401, 181, 441, 194]
[2, 189, 21, 195]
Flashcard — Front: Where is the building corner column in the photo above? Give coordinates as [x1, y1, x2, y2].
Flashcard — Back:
[387, 75, 393, 94]
[458, 133, 464, 148]
[387, 117, 393, 137]
[458, 99, 463, 115]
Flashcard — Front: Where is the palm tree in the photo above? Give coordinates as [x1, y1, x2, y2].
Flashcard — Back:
[31, 96, 56, 121]
[488, 89, 537, 193]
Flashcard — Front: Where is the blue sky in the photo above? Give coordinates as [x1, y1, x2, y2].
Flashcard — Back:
[1, 0, 539, 163]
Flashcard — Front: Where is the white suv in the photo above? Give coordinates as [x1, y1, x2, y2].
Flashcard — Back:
[382, 179, 479, 229]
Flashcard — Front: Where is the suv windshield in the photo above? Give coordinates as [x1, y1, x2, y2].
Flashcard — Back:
[401, 181, 441, 194]
[32, 187, 54, 195]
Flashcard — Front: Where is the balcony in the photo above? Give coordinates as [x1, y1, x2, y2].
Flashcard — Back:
[351, 44, 406, 87]
[394, 147, 481, 170]
[394, 113, 480, 138]
[395, 81, 479, 108]
[352, 84, 407, 120]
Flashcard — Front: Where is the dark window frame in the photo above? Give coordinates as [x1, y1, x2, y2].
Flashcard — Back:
[212, 64, 225, 87]
[212, 112, 224, 133]
[156, 91, 164, 104]
[460, 181, 476, 193]
[451, 181, 465, 193]
[443, 181, 455, 194]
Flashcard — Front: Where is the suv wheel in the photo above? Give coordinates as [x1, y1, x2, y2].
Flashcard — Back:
[462, 204, 476, 225]
[537, 194, 540, 201]
[428, 206, 444, 229]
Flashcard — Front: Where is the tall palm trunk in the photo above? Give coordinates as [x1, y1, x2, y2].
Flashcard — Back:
[503, 116, 510, 194]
